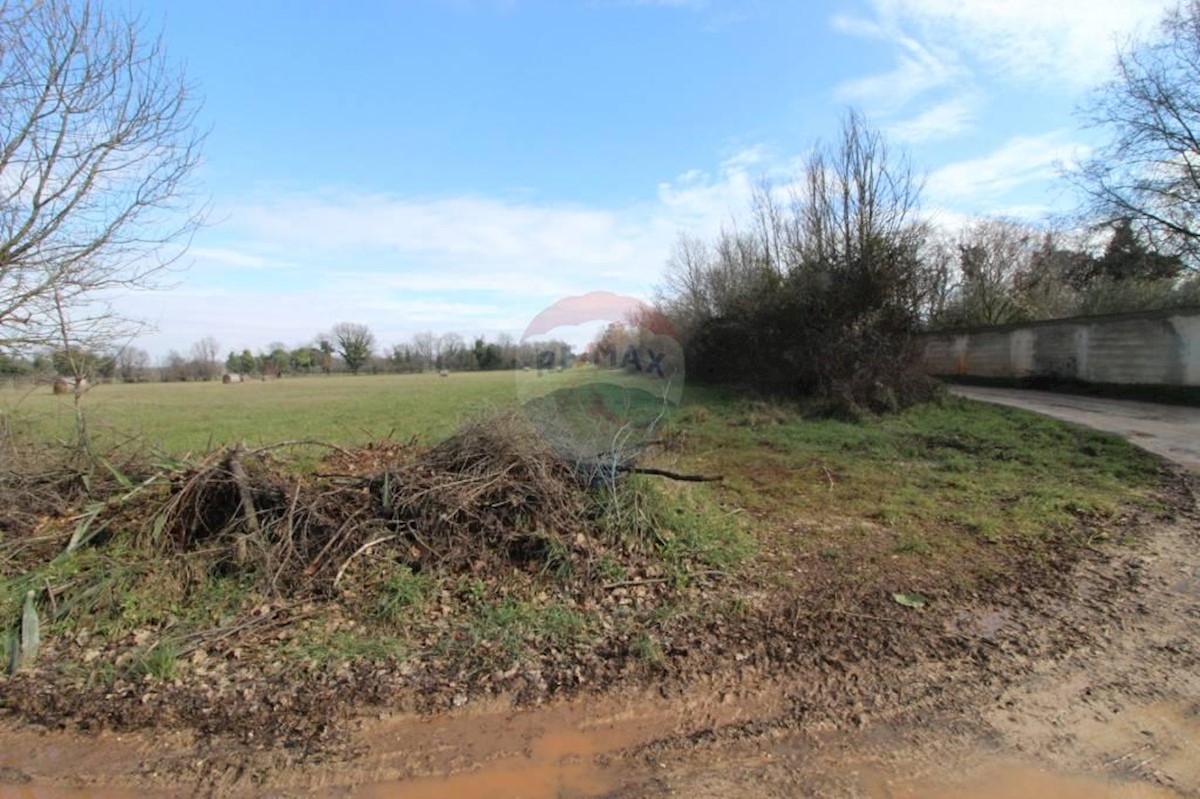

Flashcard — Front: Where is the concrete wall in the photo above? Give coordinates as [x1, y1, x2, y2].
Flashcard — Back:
[919, 308, 1200, 386]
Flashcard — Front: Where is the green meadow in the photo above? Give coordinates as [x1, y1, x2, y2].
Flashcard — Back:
[0, 370, 612, 453]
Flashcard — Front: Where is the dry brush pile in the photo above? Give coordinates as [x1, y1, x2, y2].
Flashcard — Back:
[149, 412, 607, 596]
[2, 412, 663, 600]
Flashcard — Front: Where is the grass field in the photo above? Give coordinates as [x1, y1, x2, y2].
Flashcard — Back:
[663, 394, 1166, 585]
[0, 370, 647, 454]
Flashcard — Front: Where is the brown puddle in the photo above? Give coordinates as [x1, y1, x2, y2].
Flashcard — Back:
[353, 729, 616, 799]
[325, 680, 792, 799]
[0, 789, 143, 799]
[2, 697, 1197, 798]
[0, 729, 153, 799]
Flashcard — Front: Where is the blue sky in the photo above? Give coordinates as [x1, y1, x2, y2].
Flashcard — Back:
[114, 0, 1174, 358]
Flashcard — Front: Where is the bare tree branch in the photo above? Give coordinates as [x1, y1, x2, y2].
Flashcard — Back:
[0, 0, 207, 355]
[1073, 1, 1200, 268]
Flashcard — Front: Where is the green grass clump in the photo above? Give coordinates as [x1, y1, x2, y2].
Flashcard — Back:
[592, 475, 754, 573]
[631, 632, 665, 668]
[461, 597, 592, 662]
[373, 566, 434, 624]
[133, 641, 180, 681]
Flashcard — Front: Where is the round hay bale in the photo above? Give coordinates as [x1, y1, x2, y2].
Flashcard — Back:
[222, 373, 232, 384]
[439, 369, 449, 377]
[52, 378, 70, 395]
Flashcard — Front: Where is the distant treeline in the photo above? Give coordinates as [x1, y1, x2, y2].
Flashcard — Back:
[0, 331, 580, 384]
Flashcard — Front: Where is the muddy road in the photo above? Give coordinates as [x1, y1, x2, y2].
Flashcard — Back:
[2, 476, 1197, 798]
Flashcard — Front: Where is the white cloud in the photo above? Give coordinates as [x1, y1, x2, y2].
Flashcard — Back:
[120, 147, 777, 356]
[836, 0, 1172, 109]
[226, 146, 773, 279]
[230, 193, 632, 267]
[886, 94, 980, 143]
[830, 12, 889, 41]
[833, 27, 960, 112]
[872, 0, 1171, 89]
[188, 247, 292, 270]
[925, 131, 1088, 209]
[832, 0, 1172, 159]
[367, 271, 579, 297]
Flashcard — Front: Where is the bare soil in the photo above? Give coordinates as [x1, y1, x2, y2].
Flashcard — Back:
[1, 470, 1196, 798]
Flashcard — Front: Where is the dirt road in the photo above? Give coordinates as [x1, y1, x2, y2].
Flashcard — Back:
[950, 386, 1200, 473]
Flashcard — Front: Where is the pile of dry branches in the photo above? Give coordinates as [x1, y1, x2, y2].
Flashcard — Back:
[21, 413, 593, 597]
[1, 410, 722, 606]
[380, 413, 588, 568]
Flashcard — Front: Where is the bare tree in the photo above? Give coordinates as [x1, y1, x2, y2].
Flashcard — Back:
[116, 345, 150, 382]
[315, 337, 334, 374]
[411, 331, 436, 371]
[0, 0, 205, 356]
[914, 234, 957, 324]
[437, 332, 464, 370]
[1075, 1, 1200, 266]
[190, 335, 220, 380]
[331, 322, 375, 375]
[160, 349, 187, 382]
[795, 111, 926, 273]
[658, 111, 935, 410]
[927, 220, 1101, 327]
[659, 232, 718, 330]
[952, 219, 1036, 326]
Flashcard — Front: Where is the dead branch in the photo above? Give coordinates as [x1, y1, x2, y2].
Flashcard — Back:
[601, 576, 668, 591]
[333, 535, 397, 588]
[175, 603, 315, 658]
[227, 444, 260, 564]
[619, 465, 723, 482]
[249, 440, 353, 458]
[301, 506, 369, 578]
